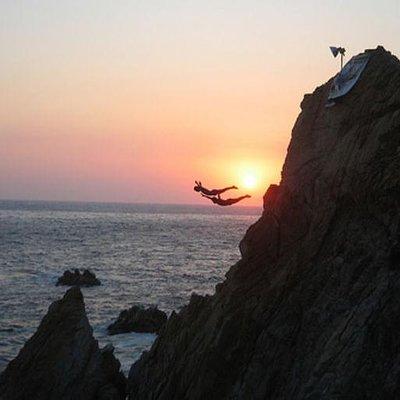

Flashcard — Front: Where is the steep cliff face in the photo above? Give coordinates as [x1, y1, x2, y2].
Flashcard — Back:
[0, 287, 126, 400]
[129, 47, 400, 400]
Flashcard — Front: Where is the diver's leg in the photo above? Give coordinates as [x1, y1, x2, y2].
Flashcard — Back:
[213, 186, 238, 195]
[227, 195, 250, 205]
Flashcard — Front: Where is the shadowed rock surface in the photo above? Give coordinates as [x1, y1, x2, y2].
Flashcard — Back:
[128, 47, 400, 399]
[0, 287, 126, 400]
[108, 305, 167, 335]
[56, 269, 101, 286]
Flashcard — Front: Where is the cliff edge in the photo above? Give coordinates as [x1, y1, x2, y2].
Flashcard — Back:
[128, 47, 400, 399]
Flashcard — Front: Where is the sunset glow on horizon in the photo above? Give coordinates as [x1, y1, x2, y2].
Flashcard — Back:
[1, 1, 399, 206]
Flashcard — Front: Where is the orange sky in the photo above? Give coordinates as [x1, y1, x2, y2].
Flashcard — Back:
[1, 1, 399, 206]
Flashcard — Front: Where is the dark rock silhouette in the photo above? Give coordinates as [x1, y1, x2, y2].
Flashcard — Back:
[0, 287, 126, 400]
[108, 305, 167, 335]
[56, 269, 101, 287]
[128, 47, 400, 399]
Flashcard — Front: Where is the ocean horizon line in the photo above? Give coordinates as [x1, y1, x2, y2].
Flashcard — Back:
[0, 198, 262, 216]
[0, 197, 261, 208]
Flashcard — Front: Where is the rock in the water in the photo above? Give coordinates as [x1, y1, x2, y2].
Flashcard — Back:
[108, 305, 167, 335]
[56, 269, 101, 287]
[128, 47, 400, 399]
[0, 287, 126, 400]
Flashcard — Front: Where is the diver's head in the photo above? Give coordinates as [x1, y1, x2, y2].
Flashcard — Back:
[194, 186, 201, 192]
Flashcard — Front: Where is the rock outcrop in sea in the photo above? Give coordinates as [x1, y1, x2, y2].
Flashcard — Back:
[128, 47, 400, 399]
[0, 287, 126, 400]
[56, 269, 101, 286]
[108, 305, 167, 335]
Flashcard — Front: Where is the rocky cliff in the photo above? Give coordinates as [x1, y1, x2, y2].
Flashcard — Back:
[128, 47, 400, 399]
[0, 287, 126, 400]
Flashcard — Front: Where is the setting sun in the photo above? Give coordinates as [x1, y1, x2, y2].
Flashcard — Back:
[215, 158, 280, 205]
[242, 173, 258, 190]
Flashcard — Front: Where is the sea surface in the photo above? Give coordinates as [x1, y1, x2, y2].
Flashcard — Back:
[0, 200, 260, 375]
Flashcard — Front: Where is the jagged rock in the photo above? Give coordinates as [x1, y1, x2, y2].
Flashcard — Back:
[0, 287, 126, 400]
[128, 47, 400, 399]
[107, 305, 167, 335]
[56, 269, 101, 287]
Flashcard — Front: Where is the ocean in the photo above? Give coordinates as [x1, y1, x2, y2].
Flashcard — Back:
[0, 200, 260, 374]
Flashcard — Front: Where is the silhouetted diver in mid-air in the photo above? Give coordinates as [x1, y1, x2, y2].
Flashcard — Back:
[194, 180, 238, 196]
[201, 193, 251, 206]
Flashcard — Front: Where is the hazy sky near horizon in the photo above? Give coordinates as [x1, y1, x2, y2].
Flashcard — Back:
[1, 1, 399, 205]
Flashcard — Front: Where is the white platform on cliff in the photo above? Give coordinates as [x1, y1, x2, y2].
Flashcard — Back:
[327, 53, 370, 106]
